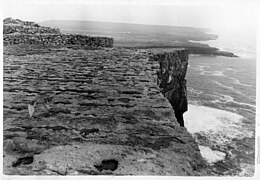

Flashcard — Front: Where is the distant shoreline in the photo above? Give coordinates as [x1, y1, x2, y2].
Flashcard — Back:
[38, 20, 238, 57]
[40, 20, 238, 58]
[120, 45, 238, 57]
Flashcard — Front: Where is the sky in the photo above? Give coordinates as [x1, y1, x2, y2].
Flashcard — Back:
[2, 0, 258, 28]
[1, 0, 259, 44]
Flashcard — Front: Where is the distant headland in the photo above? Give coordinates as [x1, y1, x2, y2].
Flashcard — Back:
[40, 19, 238, 57]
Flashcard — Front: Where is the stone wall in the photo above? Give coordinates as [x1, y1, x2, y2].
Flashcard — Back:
[4, 17, 42, 26]
[3, 18, 114, 48]
[3, 25, 60, 34]
[4, 34, 114, 47]
[150, 49, 188, 124]
[4, 17, 60, 34]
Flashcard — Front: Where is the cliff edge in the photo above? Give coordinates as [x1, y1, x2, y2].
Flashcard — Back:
[151, 48, 188, 127]
[3, 18, 209, 175]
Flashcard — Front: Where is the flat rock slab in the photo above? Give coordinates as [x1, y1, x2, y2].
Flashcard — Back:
[3, 45, 208, 175]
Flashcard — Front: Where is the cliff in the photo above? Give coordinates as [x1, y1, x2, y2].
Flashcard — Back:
[151, 49, 188, 125]
[3, 18, 209, 175]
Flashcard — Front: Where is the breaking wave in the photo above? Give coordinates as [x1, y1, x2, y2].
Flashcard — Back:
[184, 104, 253, 165]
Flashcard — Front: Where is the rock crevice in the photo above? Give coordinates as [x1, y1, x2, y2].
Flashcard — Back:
[151, 49, 188, 126]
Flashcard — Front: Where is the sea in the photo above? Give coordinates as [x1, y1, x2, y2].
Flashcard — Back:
[41, 21, 256, 176]
[185, 32, 256, 176]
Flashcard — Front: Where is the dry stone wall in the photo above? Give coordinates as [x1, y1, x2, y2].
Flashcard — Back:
[3, 25, 60, 34]
[3, 18, 113, 47]
[4, 17, 43, 26]
[4, 34, 114, 47]
[4, 17, 60, 35]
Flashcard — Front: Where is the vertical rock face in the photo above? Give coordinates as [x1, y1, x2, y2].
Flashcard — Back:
[150, 49, 188, 124]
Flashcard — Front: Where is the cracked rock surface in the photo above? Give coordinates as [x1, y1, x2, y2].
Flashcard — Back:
[3, 44, 208, 175]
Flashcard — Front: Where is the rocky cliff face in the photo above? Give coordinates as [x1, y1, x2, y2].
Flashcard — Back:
[151, 49, 188, 126]
[3, 18, 209, 175]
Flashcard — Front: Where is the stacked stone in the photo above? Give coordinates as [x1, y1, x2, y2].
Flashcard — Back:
[3, 17, 114, 48]
[4, 34, 114, 47]
[4, 17, 35, 26]
[4, 17, 60, 35]
[3, 25, 60, 34]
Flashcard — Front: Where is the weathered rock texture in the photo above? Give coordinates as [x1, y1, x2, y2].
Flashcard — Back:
[3, 44, 208, 175]
[3, 34, 113, 47]
[151, 49, 188, 123]
[3, 18, 209, 175]
[3, 18, 113, 47]
[4, 17, 60, 34]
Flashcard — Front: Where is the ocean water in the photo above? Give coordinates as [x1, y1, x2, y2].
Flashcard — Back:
[184, 53, 256, 175]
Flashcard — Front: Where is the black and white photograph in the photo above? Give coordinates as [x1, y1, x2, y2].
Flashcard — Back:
[1, 0, 259, 178]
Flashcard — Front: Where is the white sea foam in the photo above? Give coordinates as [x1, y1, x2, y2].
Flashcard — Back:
[188, 65, 210, 72]
[189, 65, 226, 77]
[200, 70, 224, 76]
[187, 87, 203, 96]
[211, 94, 234, 104]
[189, 54, 201, 57]
[198, 145, 226, 164]
[211, 93, 256, 110]
[190, 64, 225, 77]
[225, 67, 236, 71]
[184, 104, 254, 140]
[184, 104, 253, 164]
[213, 80, 243, 95]
[184, 104, 242, 134]
[232, 101, 256, 110]
[228, 77, 252, 87]
[213, 80, 232, 90]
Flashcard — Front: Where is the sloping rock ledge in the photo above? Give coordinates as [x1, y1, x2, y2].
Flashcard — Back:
[3, 45, 209, 175]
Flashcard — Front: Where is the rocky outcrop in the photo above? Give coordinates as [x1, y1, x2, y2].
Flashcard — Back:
[151, 49, 188, 126]
[3, 18, 209, 175]
[3, 18, 113, 47]
[3, 44, 208, 175]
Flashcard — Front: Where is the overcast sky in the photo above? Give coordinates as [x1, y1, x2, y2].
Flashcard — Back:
[2, 0, 259, 38]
